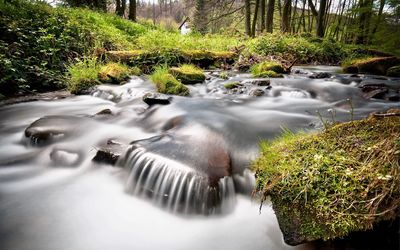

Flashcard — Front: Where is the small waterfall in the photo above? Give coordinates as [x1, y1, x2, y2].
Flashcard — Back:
[118, 146, 236, 215]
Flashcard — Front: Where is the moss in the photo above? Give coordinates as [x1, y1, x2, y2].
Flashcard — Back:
[67, 58, 100, 95]
[150, 67, 189, 96]
[224, 82, 242, 89]
[98, 62, 137, 83]
[251, 61, 285, 78]
[253, 113, 400, 245]
[342, 56, 400, 75]
[219, 71, 229, 79]
[168, 64, 206, 85]
[387, 65, 400, 77]
[105, 50, 146, 62]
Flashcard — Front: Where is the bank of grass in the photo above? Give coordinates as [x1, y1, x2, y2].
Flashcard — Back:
[98, 62, 140, 82]
[150, 67, 189, 96]
[253, 112, 400, 245]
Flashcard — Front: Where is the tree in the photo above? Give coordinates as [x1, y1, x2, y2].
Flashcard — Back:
[316, 0, 327, 37]
[261, 0, 266, 32]
[245, 0, 251, 36]
[116, 0, 127, 16]
[266, 0, 275, 32]
[193, 0, 207, 34]
[252, 0, 261, 37]
[129, 0, 137, 21]
[281, 0, 291, 32]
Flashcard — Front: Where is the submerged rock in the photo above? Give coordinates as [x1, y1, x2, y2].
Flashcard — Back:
[93, 140, 126, 165]
[142, 93, 172, 106]
[249, 89, 265, 97]
[309, 72, 332, 79]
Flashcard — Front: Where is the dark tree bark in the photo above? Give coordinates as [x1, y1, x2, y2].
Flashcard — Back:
[261, 0, 266, 32]
[266, 0, 275, 32]
[129, 0, 136, 21]
[316, 0, 327, 37]
[116, 0, 126, 16]
[194, 0, 207, 34]
[245, 0, 251, 36]
[281, 0, 291, 32]
[252, 0, 261, 37]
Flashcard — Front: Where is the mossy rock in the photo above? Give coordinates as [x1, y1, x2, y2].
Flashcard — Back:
[224, 82, 242, 89]
[169, 64, 206, 85]
[253, 111, 400, 245]
[342, 57, 400, 75]
[98, 63, 139, 84]
[251, 61, 285, 78]
[387, 65, 400, 77]
[150, 68, 189, 96]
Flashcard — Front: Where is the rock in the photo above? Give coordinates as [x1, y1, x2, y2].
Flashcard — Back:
[92, 140, 126, 165]
[343, 57, 400, 75]
[224, 82, 242, 90]
[168, 66, 206, 85]
[363, 88, 388, 99]
[249, 89, 265, 97]
[142, 93, 172, 106]
[359, 82, 388, 92]
[50, 149, 81, 167]
[243, 79, 271, 86]
[387, 65, 400, 77]
[309, 72, 332, 79]
[386, 93, 400, 102]
[95, 109, 113, 115]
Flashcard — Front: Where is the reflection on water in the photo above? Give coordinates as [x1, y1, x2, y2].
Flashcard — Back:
[0, 67, 399, 250]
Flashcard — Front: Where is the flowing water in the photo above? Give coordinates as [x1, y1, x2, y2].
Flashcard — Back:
[0, 66, 399, 250]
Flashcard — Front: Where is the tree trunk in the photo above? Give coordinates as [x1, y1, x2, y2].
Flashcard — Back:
[316, 0, 327, 37]
[129, 0, 136, 21]
[371, 0, 385, 35]
[266, 0, 275, 32]
[252, 0, 261, 37]
[194, 0, 207, 34]
[261, 0, 266, 32]
[281, 0, 291, 32]
[245, 0, 251, 36]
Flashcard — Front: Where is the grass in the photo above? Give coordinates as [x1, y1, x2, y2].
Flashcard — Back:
[67, 58, 100, 94]
[253, 113, 400, 244]
[150, 67, 189, 96]
[168, 64, 206, 85]
[251, 61, 285, 77]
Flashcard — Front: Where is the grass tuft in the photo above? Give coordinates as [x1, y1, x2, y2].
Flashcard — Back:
[150, 67, 189, 96]
[67, 58, 100, 94]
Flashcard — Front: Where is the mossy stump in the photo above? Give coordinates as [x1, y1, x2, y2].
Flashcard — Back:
[253, 110, 400, 245]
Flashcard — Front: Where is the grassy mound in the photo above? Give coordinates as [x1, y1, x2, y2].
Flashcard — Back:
[168, 64, 205, 85]
[253, 112, 400, 245]
[67, 58, 100, 95]
[251, 61, 285, 78]
[150, 67, 189, 96]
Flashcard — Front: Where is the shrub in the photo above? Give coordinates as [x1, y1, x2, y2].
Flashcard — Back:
[150, 67, 189, 96]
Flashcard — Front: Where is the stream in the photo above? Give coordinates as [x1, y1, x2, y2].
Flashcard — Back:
[0, 66, 399, 250]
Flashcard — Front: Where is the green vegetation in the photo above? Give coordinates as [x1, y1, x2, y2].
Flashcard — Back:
[150, 67, 189, 96]
[253, 113, 400, 244]
[219, 71, 229, 79]
[251, 61, 285, 78]
[168, 64, 205, 85]
[98, 62, 139, 83]
[67, 58, 100, 94]
[224, 82, 242, 89]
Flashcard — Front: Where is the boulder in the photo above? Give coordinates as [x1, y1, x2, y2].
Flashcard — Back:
[142, 93, 172, 106]
[92, 140, 126, 165]
[249, 89, 265, 97]
[343, 57, 400, 75]
[387, 65, 400, 77]
[309, 72, 332, 79]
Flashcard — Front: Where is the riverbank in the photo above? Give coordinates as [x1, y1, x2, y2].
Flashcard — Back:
[1, 0, 394, 98]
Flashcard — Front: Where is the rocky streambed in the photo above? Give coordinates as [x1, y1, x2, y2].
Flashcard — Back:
[0, 66, 399, 250]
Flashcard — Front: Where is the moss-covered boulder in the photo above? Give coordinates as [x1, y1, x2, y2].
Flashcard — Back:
[342, 57, 400, 75]
[169, 64, 206, 85]
[150, 67, 189, 96]
[224, 82, 242, 89]
[251, 61, 285, 78]
[98, 63, 140, 83]
[253, 111, 400, 245]
[387, 65, 400, 77]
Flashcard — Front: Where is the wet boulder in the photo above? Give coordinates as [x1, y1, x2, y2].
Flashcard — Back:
[309, 72, 332, 79]
[343, 57, 400, 75]
[93, 140, 126, 165]
[142, 93, 172, 106]
[387, 65, 400, 77]
[249, 89, 265, 97]
[243, 79, 271, 86]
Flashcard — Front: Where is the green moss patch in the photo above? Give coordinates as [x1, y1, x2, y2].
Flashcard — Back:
[342, 57, 400, 75]
[168, 64, 205, 85]
[150, 67, 189, 96]
[224, 82, 242, 89]
[251, 61, 285, 78]
[253, 112, 400, 245]
[98, 62, 139, 83]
